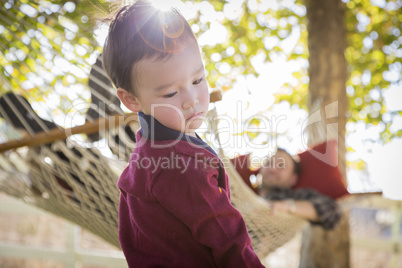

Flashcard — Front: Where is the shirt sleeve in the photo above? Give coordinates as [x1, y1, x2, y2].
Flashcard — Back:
[151, 155, 264, 268]
[292, 188, 342, 230]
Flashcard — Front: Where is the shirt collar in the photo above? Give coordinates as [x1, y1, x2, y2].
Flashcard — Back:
[138, 112, 217, 157]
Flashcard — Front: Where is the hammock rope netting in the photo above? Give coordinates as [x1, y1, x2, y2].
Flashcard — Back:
[0, 53, 310, 258]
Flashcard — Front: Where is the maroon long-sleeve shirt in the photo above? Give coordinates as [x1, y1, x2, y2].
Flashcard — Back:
[117, 113, 264, 268]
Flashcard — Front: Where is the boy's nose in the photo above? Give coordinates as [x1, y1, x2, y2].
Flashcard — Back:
[182, 87, 198, 109]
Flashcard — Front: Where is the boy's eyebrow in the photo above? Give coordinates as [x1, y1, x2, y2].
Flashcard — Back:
[194, 64, 205, 75]
[155, 81, 176, 92]
[154, 64, 205, 92]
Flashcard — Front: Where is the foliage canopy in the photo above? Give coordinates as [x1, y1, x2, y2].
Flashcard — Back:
[0, 0, 401, 159]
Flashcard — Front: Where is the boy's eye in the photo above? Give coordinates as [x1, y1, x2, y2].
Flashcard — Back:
[193, 77, 203, 85]
[163, 92, 177, 98]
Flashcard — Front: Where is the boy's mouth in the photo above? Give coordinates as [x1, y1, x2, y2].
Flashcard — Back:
[186, 112, 203, 121]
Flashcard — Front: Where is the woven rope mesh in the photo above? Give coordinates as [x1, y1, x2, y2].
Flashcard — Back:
[0, 140, 125, 247]
[224, 159, 307, 257]
[0, 113, 308, 257]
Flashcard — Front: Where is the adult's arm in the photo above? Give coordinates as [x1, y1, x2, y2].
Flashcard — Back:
[270, 199, 319, 222]
[267, 188, 342, 229]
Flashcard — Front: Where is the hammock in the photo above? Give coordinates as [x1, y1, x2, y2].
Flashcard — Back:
[0, 55, 308, 258]
[0, 58, 392, 261]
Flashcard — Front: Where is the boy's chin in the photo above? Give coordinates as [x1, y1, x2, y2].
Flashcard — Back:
[185, 130, 197, 137]
[187, 119, 204, 131]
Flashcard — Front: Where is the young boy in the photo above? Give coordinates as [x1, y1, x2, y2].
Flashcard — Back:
[102, 1, 264, 267]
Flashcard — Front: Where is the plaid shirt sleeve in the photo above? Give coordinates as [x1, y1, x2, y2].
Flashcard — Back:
[265, 188, 342, 230]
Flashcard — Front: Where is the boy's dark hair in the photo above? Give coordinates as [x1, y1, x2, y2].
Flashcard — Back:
[102, 0, 196, 95]
[277, 148, 302, 176]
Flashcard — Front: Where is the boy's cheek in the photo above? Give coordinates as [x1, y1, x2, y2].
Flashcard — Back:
[152, 105, 184, 118]
[153, 108, 186, 131]
[201, 87, 211, 105]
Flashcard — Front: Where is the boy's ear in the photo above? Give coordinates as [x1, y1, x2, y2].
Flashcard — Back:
[117, 88, 142, 112]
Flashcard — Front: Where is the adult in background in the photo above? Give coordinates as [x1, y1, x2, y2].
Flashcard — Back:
[257, 148, 342, 230]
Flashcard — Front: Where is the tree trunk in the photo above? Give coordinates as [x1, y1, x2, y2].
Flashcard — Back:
[305, 0, 348, 182]
[299, 210, 350, 268]
[302, 0, 350, 267]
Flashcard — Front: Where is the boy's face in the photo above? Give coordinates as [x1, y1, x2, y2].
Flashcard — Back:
[118, 41, 209, 137]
